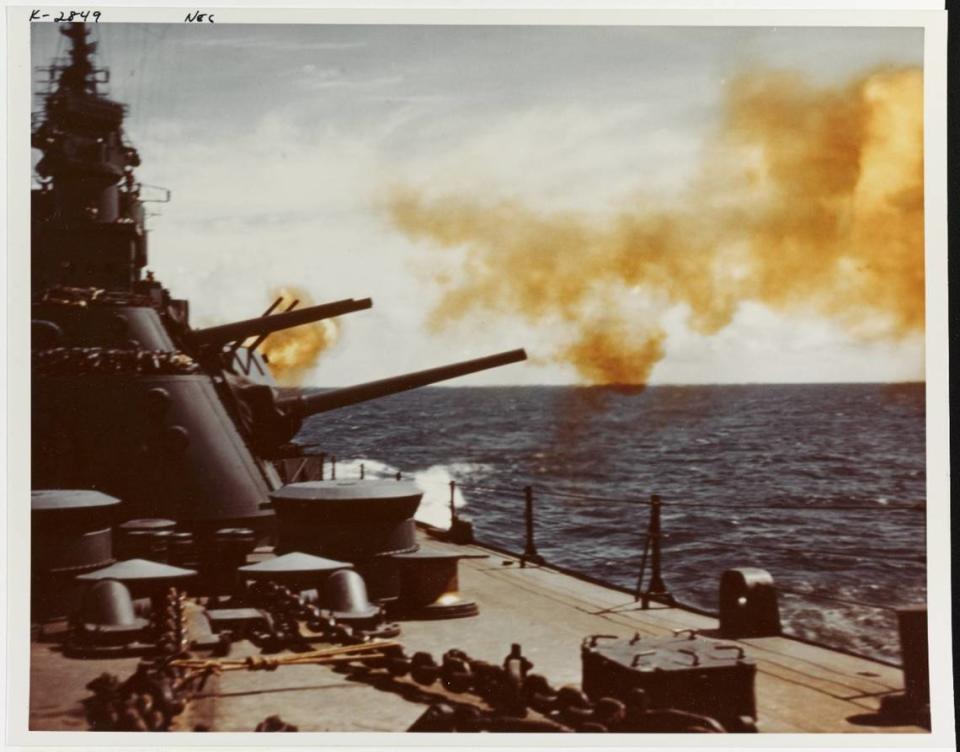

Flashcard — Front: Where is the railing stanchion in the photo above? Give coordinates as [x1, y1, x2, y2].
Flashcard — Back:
[449, 480, 458, 526]
[318, 452, 326, 481]
[360, 462, 365, 480]
[331, 455, 337, 480]
[520, 486, 545, 568]
[640, 494, 674, 609]
[634, 519, 651, 603]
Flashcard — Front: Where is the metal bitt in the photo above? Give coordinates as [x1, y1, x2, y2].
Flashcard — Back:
[636, 495, 674, 609]
[520, 486, 545, 568]
[879, 606, 930, 728]
[718, 568, 780, 638]
[897, 606, 929, 711]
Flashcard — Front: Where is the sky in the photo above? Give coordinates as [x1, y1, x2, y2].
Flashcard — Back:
[31, 23, 926, 386]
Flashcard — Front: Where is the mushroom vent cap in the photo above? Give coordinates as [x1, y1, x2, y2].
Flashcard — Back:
[76, 578, 149, 645]
[321, 569, 380, 622]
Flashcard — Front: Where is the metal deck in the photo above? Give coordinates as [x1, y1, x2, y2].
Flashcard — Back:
[29, 535, 923, 734]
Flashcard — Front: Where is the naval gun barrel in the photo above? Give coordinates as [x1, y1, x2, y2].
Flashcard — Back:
[190, 297, 373, 348]
[277, 348, 527, 418]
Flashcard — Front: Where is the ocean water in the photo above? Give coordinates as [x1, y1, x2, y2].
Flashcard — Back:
[297, 383, 926, 663]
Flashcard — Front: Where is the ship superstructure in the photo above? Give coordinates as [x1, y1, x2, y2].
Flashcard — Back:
[31, 23, 525, 536]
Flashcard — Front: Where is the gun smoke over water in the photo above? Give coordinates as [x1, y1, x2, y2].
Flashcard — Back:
[258, 287, 340, 385]
[386, 67, 924, 385]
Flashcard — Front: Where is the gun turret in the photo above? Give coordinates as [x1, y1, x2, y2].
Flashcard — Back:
[188, 297, 372, 349]
[238, 348, 527, 452]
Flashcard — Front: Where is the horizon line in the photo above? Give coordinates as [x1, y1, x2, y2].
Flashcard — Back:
[302, 380, 926, 389]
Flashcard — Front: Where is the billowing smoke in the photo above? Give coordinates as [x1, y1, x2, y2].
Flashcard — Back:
[258, 287, 339, 385]
[386, 67, 924, 385]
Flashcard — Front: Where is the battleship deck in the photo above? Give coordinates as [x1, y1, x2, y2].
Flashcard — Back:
[29, 534, 922, 734]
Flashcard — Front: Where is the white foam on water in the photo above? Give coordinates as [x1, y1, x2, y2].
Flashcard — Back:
[411, 465, 468, 530]
[444, 461, 495, 476]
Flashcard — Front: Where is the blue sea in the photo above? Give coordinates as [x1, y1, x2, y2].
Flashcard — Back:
[297, 383, 926, 663]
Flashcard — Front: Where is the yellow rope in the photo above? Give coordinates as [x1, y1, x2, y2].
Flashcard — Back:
[170, 640, 399, 673]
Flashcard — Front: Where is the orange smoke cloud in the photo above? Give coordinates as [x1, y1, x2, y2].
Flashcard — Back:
[561, 321, 666, 386]
[387, 67, 924, 385]
[259, 287, 339, 385]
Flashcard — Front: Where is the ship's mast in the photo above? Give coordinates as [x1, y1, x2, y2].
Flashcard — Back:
[58, 22, 100, 95]
[32, 22, 147, 292]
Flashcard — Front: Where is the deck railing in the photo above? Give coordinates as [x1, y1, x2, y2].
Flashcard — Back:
[449, 479, 923, 615]
[285, 454, 925, 649]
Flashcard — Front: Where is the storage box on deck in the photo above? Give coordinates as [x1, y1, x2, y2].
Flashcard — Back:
[581, 633, 757, 731]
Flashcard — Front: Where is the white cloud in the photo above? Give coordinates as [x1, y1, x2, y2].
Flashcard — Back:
[300, 73, 405, 92]
[182, 35, 368, 53]
[389, 102, 708, 214]
[656, 304, 924, 384]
